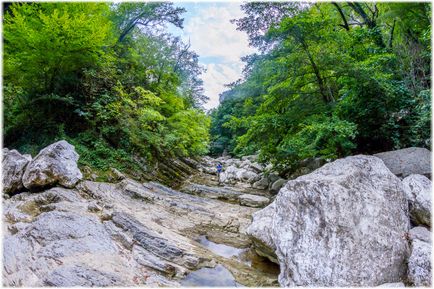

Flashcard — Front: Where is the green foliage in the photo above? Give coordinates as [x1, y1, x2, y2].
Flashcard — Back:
[210, 2, 431, 172]
[4, 2, 210, 175]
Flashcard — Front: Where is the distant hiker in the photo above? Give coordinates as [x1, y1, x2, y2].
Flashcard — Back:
[216, 162, 223, 184]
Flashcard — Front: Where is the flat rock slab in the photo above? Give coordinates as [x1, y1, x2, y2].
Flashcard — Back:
[239, 194, 269, 208]
[374, 147, 431, 178]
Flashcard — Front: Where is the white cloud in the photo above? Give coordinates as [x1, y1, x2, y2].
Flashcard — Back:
[183, 4, 254, 62]
[178, 3, 256, 110]
[202, 62, 243, 109]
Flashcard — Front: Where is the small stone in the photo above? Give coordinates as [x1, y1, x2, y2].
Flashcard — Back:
[409, 226, 431, 243]
[252, 177, 269, 190]
[270, 178, 286, 194]
[238, 194, 269, 208]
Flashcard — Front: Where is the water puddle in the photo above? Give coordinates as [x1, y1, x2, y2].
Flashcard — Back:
[196, 235, 246, 258]
[237, 250, 280, 275]
[180, 264, 243, 287]
[184, 235, 279, 286]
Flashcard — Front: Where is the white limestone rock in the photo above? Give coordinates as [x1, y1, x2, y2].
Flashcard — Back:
[22, 140, 82, 190]
[402, 174, 431, 226]
[247, 155, 410, 286]
[408, 239, 432, 286]
[2, 149, 32, 194]
[238, 194, 269, 208]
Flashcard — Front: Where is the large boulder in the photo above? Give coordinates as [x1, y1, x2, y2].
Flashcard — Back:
[2, 148, 32, 194]
[402, 174, 431, 227]
[247, 155, 410, 286]
[22, 141, 83, 190]
[374, 147, 431, 178]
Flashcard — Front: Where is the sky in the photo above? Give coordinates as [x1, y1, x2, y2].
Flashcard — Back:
[169, 2, 256, 110]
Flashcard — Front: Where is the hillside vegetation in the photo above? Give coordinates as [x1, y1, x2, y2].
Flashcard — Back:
[210, 3, 431, 172]
[4, 3, 210, 174]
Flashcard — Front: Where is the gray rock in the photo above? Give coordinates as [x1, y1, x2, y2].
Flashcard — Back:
[108, 168, 125, 182]
[299, 157, 326, 170]
[267, 173, 280, 185]
[239, 194, 269, 208]
[252, 177, 269, 190]
[182, 183, 241, 201]
[241, 155, 258, 162]
[408, 239, 432, 286]
[270, 178, 286, 194]
[402, 174, 431, 226]
[377, 282, 405, 287]
[22, 140, 82, 190]
[240, 160, 252, 169]
[119, 179, 155, 202]
[374, 147, 431, 178]
[133, 246, 178, 276]
[247, 155, 410, 286]
[409, 226, 431, 243]
[43, 264, 125, 286]
[246, 202, 278, 263]
[2, 149, 32, 194]
[111, 212, 199, 269]
[249, 162, 264, 173]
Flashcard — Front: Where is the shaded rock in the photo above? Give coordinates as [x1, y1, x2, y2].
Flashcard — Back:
[241, 155, 258, 162]
[249, 162, 264, 173]
[252, 177, 269, 190]
[374, 147, 431, 178]
[2, 149, 32, 194]
[239, 194, 269, 208]
[108, 168, 125, 182]
[267, 173, 280, 185]
[408, 239, 431, 286]
[133, 246, 179, 277]
[247, 155, 410, 286]
[270, 178, 286, 194]
[81, 166, 98, 181]
[402, 174, 431, 226]
[288, 166, 311, 180]
[409, 226, 431, 243]
[22, 140, 82, 190]
[299, 157, 326, 170]
[246, 201, 278, 263]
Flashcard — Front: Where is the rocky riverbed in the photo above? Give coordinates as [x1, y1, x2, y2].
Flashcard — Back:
[2, 141, 432, 287]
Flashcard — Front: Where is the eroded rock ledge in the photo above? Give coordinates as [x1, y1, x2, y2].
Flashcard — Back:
[3, 141, 432, 287]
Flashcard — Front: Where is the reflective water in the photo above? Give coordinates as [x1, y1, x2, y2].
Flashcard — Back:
[237, 250, 280, 275]
[196, 235, 245, 258]
[180, 264, 243, 287]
